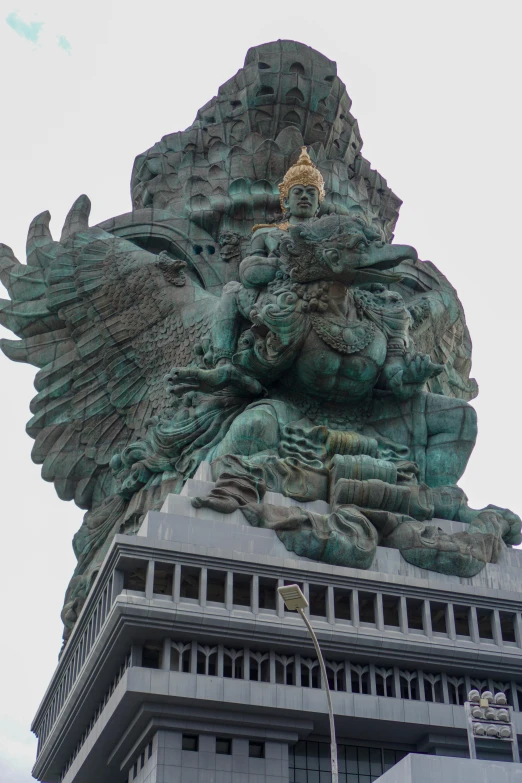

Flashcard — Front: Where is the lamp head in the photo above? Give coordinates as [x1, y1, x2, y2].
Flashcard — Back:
[278, 584, 309, 611]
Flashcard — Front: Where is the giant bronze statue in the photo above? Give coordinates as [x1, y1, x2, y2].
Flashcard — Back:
[1, 41, 518, 644]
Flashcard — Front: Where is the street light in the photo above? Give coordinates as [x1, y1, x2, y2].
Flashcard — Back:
[278, 584, 339, 783]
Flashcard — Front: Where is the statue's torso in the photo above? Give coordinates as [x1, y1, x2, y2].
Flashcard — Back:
[282, 317, 388, 402]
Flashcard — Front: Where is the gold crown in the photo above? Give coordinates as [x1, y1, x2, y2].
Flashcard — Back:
[278, 147, 326, 209]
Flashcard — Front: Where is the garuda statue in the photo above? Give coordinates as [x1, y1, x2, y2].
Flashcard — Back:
[1, 41, 519, 644]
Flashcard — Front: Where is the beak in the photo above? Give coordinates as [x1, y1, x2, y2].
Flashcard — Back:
[360, 242, 418, 270]
[349, 242, 417, 283]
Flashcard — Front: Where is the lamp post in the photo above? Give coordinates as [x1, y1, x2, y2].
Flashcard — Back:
[278, 584, 339, 783]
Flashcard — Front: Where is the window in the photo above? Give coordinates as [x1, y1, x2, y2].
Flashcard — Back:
[182, 735, 198, 752]
[406, 598, 424, 632]
[207, 570, 226, 603]
[454, 605, 470, 637]
[477, 608, 494, 640]
[289, 741, 406, 781]
[500, 612, 517, 643]
[123, 566, 146, 592]
[359, 592, 376, 625]
[153, 563, 173, 596]
[233, 573, 251, 607]
[424, 673, 443, 703]
[180, 566, 200, 600]
[142, 643, 160, 669]
[249, 741, 265, 758]
[334, 588, 352, 621]
[258, 577, 277, 610]
[216, 738, 232, 755]
[430, 602, 447, 634]
[382, 595, 400, 627]
[309, 584, 327, 617]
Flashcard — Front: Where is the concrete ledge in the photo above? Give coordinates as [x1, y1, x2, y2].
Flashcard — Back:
[375, 752, 522, 781]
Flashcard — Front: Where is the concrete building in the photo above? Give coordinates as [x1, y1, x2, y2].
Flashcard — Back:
[31, 465, 522, 782]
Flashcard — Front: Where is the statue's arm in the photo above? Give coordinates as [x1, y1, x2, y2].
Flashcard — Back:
[239, 255, 280, 288]
[378, 350, 444, 400]
[239, 231, 279, 289]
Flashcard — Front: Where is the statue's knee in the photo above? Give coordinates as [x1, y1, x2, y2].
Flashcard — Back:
[464, 403, 478, 441]
[223, 409, 279, 455]
[427, 396, 477, 441]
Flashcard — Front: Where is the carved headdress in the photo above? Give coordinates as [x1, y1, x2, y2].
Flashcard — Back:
[278, 147, 326, 209]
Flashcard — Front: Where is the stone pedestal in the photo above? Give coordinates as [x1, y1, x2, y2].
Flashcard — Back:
[31, 465, 522, 782]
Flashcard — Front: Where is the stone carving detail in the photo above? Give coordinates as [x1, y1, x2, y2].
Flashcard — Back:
[0, 40, 519, 645]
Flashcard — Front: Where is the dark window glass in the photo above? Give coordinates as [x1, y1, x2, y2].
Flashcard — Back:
[334, 588, 352, 621]
[182, 734, 198, 751]
[259, 576, 277, 610]
[406, 598, 424, 631]
[180, 566, 200, 599]
[424, 673, 443, 703]
[500, 612, 517, 643]
[142, 644, 160, 669]
[153, 563, 173, 596]
[249, 741, 265, 758]
[124, 567, 146, 591]
[357, 746, 370, 775]
[477, 608, 494, 640]
[358, 593, 375, 625]
[430, 602, 447, 634]
[233, 573, 251, 607]
[294, 740, 307, 769]
[309, 584, 327, 616]
[289, 740, 408, 781]
[454, 605, 470, 636]
[382, 595, 400, 627]
[307, 741, 319, 770]
[216, 738, 232, 755]
[207, 570, 226, 603]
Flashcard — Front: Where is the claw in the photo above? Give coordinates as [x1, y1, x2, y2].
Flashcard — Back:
[60, 195, 91, 243]
[165, 364, 262, 397]
[0, 244, 20, 290]
[26, 211, 53, 268]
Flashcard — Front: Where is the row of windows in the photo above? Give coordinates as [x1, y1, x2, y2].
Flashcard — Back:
[38, 574, 115, 752]
[141, 638, 521, 710]
[289, 740, 406, 783]
[60, 652, 131, 781]
[122, 560, 520, 645]
[130, 740, 153, 780]
[181, 735, 264, 757]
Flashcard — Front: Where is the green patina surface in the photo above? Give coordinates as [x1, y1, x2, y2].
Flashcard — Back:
[0, 40, 518, 645]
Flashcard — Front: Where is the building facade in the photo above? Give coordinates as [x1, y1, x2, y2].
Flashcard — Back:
[31, 466, 522, 783]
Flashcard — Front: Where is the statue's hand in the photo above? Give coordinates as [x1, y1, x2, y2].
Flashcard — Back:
[480, 505, 522, 546]
[386, 352, 443, 399]
[166, 364, 263, 397]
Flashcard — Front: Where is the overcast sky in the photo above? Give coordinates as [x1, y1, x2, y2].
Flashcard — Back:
[1, 1, 521, 781]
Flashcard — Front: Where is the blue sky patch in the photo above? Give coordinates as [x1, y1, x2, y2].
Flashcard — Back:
[6, 11, 43, 44]
[58, 35, 71, 54]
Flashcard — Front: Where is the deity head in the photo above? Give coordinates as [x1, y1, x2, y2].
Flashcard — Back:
[279, 147, 325, 219]
[218, 230, 242, 262]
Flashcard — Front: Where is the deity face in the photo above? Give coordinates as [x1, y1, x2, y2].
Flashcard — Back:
[283, 184, 320, 219]
[219, 231, 241, 261]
